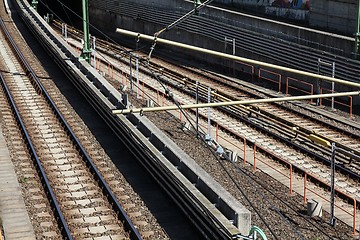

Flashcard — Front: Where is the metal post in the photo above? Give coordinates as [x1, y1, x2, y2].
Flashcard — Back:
[355, 0, 360, 59]
[232, 38, 236, 56]
[317, 58, 321, 106]
[64, 24, 67, 39]
[330, 143, 336, 226]
[232, 38, 236, 75]
[129, 54, 133, 94]
[31, 0, 38, 11]
[136, 55, 139, 98]
[196, 81, 199, 137]
[80, 0, 91, 63]
[207, 87, 211, 137]
[318, 58, 336, 107]
[224, 37, 236, 75]
[331, 62, 336, 110]
[93, 36, 96, 68]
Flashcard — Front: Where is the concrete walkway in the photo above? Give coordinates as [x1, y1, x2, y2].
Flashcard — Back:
[0, 127, 36, 239]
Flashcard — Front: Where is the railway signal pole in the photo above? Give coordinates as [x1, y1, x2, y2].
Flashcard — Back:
[80, 0, 91, 63]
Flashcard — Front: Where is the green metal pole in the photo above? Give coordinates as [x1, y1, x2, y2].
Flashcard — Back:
[80, 0, 91, 63]
[355, 0, 360, 59]
[31, 0, 38, 11]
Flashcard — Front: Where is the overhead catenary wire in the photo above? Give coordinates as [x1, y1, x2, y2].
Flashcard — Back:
[39, 0, 157, 102]
[35, 1, 333, 237]
[148, 0, 213, 61]
[40, 0, 212, 176]
[133, 3, 295, 234]
[39, 0, 151, 55]
[154, 0, 214, 37]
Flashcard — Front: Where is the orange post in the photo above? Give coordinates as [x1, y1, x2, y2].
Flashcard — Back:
[286, 78, 289, 95]
[216, 123, 219, 142]
[111, 65, 114, 79]
[304, 173, 307, 203]
[180, 110, 182, 122]
[253, 144, 257, 172]
[290, 164, 293, 194]
[353, 200, 357, 235]
[243, 138, 246, 164]
[278, 75, 282, 93]
[251, 66, 254, 81]
[320, 88, 323, 106]
[350, 96, 353, 118]
[142, 82, 145, 100]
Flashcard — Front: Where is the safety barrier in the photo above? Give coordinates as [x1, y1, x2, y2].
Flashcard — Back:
[286, 77, 314, 102]
[320, 88, 353, 118]
[303, 173, 357, 235]
[214, 122, 293, 194]
[253, 144, 293, 194]
[235, 61, 254, 81]
[258, 68, 282, 93]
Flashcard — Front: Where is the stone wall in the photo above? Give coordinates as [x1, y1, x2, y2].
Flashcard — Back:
[309, 0, 357, 35]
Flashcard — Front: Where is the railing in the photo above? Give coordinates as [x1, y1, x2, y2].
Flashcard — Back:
[286, 77, 314, 102]
[304, 173, 357, 235]
[253, 144, 293, 194]
[320, 88, 353, 118]
[258, 68, 282, 93]
[235, 61, 254, 81]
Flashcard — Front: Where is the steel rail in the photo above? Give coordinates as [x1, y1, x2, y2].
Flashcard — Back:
[59, 21, 360, 178]
[0, 14, 142, 239]
[0, 72, 73, 239]
[56, 18, 360, 233]
[49, 18, 240, 240]
[178, 81, 360, 202]
[67, 23, 360, 171]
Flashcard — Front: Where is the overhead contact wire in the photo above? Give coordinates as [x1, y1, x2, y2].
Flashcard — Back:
[36, 2, 308, 238]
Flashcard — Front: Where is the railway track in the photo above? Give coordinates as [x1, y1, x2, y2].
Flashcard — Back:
[0, 1, 252, 239]
[50, 21, 360, 236]
[55, 21, 360, 187]
[0, 16, 144, 239]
